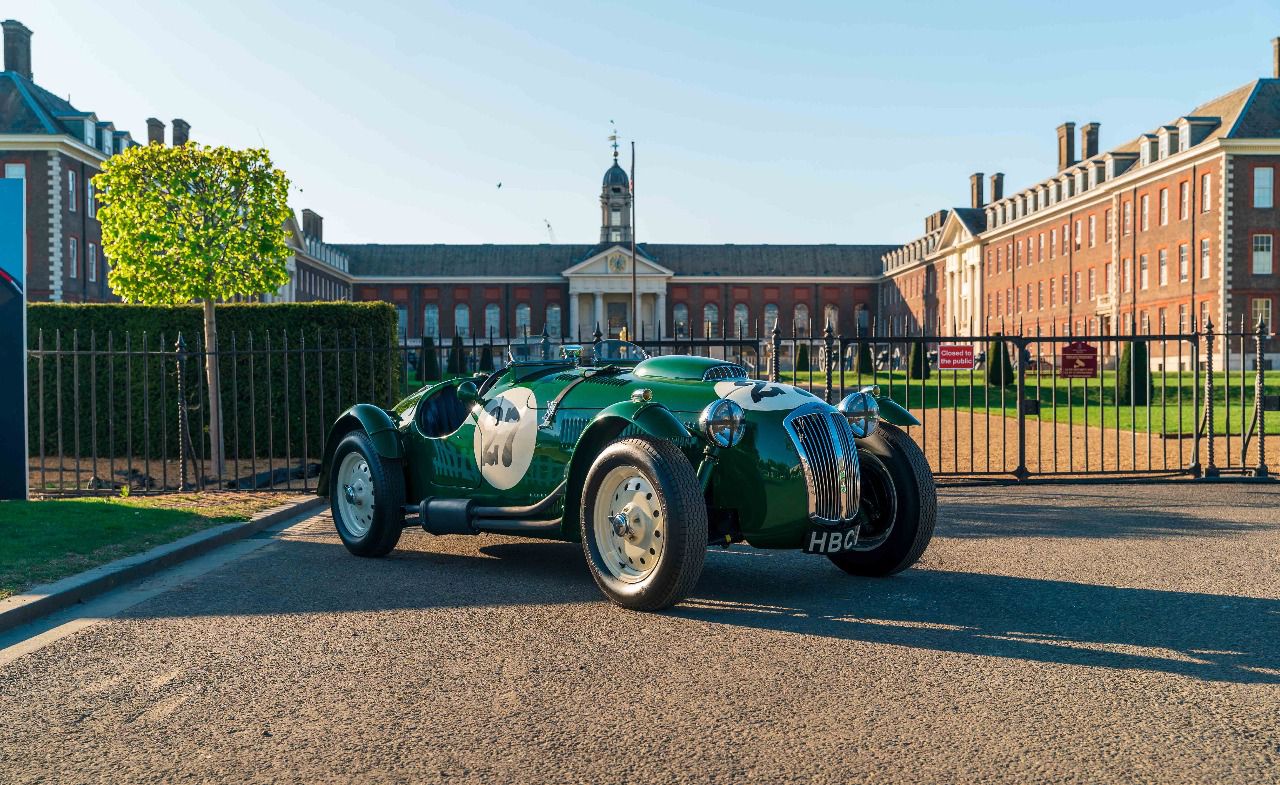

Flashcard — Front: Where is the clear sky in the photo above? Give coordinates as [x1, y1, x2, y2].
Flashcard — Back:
[14, 1, 1280, 246]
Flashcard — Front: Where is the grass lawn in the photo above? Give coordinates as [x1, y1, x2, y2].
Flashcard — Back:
[0, 493, 291, 600]
[780, 369, 1280, 435]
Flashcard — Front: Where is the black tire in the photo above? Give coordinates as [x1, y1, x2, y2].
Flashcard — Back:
[828, 422, 936, 577]
[329, 430, 406, 558]
[580, 437, 707, 611]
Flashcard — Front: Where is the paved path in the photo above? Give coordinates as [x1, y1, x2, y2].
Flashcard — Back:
[1, 485, 1277, 784]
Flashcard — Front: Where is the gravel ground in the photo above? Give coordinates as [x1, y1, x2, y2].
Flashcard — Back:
[1, 485, 1277, 784]
[905, 408, 1277, 477]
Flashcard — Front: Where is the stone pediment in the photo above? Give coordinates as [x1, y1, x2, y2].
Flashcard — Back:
[562, 245, 673, 278]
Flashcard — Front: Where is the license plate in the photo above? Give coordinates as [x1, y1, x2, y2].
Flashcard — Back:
[802, 525, 861, 554]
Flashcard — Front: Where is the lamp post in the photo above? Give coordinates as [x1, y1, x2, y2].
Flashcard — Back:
[630, 140, 638, 340]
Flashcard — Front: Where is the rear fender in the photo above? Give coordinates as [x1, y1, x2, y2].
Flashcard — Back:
[316, 403, 404, 495]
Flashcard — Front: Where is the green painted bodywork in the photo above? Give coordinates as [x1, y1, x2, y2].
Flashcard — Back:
[315, 403, 403, 492]
[320, 351, 895, 549]
[877, 397, 920, 427]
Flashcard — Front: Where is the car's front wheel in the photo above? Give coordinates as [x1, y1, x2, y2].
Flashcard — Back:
[580, 437, 707, 611]
[330, 430, 405, 557]
[828, 422, 936, 577]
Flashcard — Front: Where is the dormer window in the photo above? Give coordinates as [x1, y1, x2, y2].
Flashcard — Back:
[83, 119, 94, 147]
[1140, 136, 1157, 166]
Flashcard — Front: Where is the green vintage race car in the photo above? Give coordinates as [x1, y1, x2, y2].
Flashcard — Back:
[318, 339, 936, 611]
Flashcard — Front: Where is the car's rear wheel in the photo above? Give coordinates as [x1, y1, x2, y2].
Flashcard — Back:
[828, 422, 935, 577]
[330, 430, 405, 557]
[580, 437, 707, 611]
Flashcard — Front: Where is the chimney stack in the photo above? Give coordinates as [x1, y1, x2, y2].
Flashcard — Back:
[1273, 36, 1279, 78]
[301, 209, 323, 241]
[146, 118, 165, 145]
[1057, 122, 1076, 170]
[171, 118, 190, 146]
[2, 19, 32, 80]
[990, 172, 1004, 202]
[1080, 122, 1100, 160]
[970, 172, 985, 209]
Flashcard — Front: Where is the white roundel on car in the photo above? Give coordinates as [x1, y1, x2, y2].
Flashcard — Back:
[473, 386, 539, 490]
[713, 380, 818, 411]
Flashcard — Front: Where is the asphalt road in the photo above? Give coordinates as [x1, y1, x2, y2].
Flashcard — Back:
[1, 483, 1278, 784]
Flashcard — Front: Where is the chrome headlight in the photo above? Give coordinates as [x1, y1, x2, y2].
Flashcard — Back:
[698, 398, 746, 449]
[838, 388, 880, 439]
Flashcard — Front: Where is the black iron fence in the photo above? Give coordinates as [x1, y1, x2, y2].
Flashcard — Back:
[25, 317, 1276, 496]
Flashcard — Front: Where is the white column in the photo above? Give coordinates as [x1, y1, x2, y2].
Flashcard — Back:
[656, 292, 667, 337]
[568, 292, 580, 341]
[593, 292, 604, 335]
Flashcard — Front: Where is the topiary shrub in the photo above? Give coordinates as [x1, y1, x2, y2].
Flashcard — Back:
[854, 341, 874, 376]
[986, 333, 1014, 388]
[479, 344, 495, 372]
[1116, 341, 1152, 405]
[795, 342, 810, 372]
[446, 335, 465, 375]
[908, 341, 930, 380]
[419, 336, 441, 382]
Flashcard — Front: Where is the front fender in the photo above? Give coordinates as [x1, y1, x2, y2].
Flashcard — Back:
[593, 400, 692, 440]
[876, 396, 920, 427]
[316, 403, 404, 495]
[558, 402, 694, 539]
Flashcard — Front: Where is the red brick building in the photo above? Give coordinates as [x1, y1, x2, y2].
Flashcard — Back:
[0, 20, 352, 306]
[341, 154, 888, 345]
[0, 20, 144, 302]
[882, 40, 1280, 367]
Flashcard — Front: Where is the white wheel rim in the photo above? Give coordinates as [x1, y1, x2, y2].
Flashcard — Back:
[592, 466, 665, 584]
[336, 452, 375, 537]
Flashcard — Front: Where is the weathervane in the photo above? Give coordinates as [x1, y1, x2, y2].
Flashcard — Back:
[609, 119, 619, 160]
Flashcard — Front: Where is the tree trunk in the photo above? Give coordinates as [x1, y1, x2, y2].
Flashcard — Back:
[203, 298, 225, 483]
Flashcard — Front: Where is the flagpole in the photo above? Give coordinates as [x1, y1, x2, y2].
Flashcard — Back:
[630, 140, 637, 340]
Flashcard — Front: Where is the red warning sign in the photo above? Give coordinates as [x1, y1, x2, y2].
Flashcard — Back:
[1059, 341, 1098, 378]
[938, 344, 975, 370]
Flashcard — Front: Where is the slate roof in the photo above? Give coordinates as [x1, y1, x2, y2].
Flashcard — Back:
[0, 71, 58, 133]
[950, 207, 987, 236]
[1226, 79, 1280, 138]
[0, 69, 136, 145]
[336, 242, 894, 279]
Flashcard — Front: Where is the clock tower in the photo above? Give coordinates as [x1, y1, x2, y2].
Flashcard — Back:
[599, 151, 633, 245]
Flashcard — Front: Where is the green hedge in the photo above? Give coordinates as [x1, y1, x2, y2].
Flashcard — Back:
[27, 303, 399, 463]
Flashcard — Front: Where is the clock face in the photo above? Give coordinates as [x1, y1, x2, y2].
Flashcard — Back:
[608, 254, 627, 273]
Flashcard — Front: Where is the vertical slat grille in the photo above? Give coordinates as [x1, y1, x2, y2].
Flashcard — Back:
[786, 406, 859, 524]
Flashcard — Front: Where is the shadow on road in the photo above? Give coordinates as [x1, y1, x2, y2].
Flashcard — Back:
[126, 524, 1280, 686]
[679, 551, 1280, 686]
[939, 494, 1280, 539]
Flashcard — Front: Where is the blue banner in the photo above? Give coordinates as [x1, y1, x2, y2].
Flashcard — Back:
[0, 177, 28, 500]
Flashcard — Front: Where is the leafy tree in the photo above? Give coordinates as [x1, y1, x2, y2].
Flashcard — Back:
[908, 341, 930, 380]
[419, 336, 441, 382]
[479, 343, 495, 372]
[986, 334, 1014, 388]
[795, 342, 810, 372]
[1116, 341, 1152, 405]
[446, 335, 465, 375]
[853, 341, 874, 376]
[95, 143, 291, 479]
